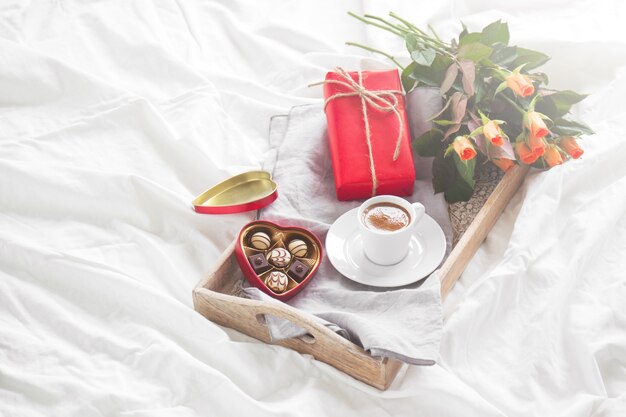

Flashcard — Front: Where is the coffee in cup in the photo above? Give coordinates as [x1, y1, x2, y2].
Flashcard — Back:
[361, 203, 411, 232]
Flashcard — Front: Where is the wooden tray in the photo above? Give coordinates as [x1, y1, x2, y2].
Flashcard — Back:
[193, 164, 529, 390]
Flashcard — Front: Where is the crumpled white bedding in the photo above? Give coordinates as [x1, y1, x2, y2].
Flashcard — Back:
[1, 1, 625, 416]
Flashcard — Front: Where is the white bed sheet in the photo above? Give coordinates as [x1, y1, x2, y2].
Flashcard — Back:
[1, 1, 625, 416]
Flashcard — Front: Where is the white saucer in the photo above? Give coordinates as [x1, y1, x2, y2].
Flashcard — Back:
[326, 208, 446, 288]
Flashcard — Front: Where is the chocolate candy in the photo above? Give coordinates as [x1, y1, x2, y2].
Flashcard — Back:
[287, 259, 309, 281]
[250, 231, 271, 250]
[266, 247, 291, 268]
[265, 271, 289, 293]
[287, 239, 308, 257]
[247, 253, 270, 274]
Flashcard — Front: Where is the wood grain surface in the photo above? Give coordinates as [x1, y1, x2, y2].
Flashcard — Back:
[193, 164, 529, 389]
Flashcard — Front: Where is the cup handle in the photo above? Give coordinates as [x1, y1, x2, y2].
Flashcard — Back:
[411, 202, 426, 225]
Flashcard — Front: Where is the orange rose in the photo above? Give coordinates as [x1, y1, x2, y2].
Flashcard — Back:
[528, 134, 545, 156]
[453, 136, 477, 161]
[506, 73, 534, 97]
[560, 136, 584, 159]
[483, 121, 504, 146]
[491, 158, 515, 172]
[515, 140, 539, 165]
[524, 111, 549, 139]
[543, 146, 564, 167]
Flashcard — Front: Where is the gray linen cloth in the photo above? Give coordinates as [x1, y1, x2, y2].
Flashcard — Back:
[243, 91, 450, 365]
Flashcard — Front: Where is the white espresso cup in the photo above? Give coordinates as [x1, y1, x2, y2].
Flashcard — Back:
[357, 195, 426, 265]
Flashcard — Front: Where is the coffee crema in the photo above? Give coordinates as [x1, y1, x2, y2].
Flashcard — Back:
[362, 203, 410, 232]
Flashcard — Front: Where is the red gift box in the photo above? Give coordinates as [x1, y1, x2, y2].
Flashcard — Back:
[323, 68, 415, 201]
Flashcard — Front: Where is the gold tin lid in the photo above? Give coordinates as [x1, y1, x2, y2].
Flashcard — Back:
[192, 170, 278, 214]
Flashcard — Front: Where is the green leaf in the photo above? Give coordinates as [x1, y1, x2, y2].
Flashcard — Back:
[536, 90, 588, 118]
[481, 20, 510, 46]
[491, 96, 525, 131]
[433, 153, 474, 203]
[551, 118, 595, 136]
[441, 93, 468, 140]
[459, 31, 482, 47]
[401, 62, 417, 92]
[511, 47, 550, 71]
[450, 92, 468, 123]
[429, 94, 454, 121]
[405, 33, 420, 52]
[413, 128, 443, 157]
[411, 54, 453, 87]
[458, 59, 475, 96]
[468, 126, 484, 137]
[444, 144, 455, 157]
[512, 63, 527, 74]
[474, 75, 486, 104]
[444, 123, 462, 140]
[432, 141, 476, 203]
[444, 176, 475, 203]
[529, 72, 549, 86]
[478, 109, 490, 124]
[440, 63, 459, 95]
[411, 48, 437, 66]
[528, 95, 539, 112]
[460, 21, 468, 37]
[453, 152, 476, 187]
[433, 119, 458, 126]
[432, 152, 455, 194]
[490, 46, 518, 66]
[494, 80, 508, 95]
[433, 152, 475, 202]
[458, 42, 493, 63]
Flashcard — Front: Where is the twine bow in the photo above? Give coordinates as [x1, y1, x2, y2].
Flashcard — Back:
[309, 67, 405, 196]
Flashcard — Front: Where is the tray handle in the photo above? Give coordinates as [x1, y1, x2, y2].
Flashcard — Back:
[253, 303, 324, 345]
[194, 288, 366, 352]
[194, 283, 402, 390]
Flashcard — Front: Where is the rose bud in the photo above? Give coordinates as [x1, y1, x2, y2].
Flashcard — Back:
[506, 73, 534, 97]
[543, 146, 564, 167]
[560, 136, 584, 159]
[528, 134, 546, 157]
[453, 136, 477, 161]
[515, 140, 539, 165]
[491, 158, 515, 172]
[524, 111, 549, 139]
[484, 121, 504, 146]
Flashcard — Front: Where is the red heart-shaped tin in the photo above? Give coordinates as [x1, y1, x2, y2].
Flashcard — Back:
[235, 220, 322, 301]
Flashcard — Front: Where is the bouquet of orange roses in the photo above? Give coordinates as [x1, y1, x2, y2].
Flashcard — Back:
[348, 12, 593, 202]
